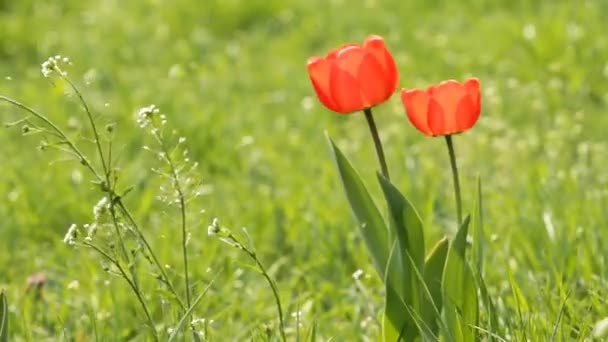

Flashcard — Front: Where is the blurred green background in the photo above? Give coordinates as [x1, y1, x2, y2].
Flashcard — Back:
[1, 0, 608, 340]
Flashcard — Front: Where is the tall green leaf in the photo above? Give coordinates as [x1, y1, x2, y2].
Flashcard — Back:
[422, 237, 449, 338]
[472, 176, 485, 276]
[442, 216, 479, 342]
[327, 137, 390, 280]
[383, 281, 411, 341]
[377, 174, 425, 277]
[378, 174, 426, 341]
[471, 177, 499, 339]
[0, 290, 7, 342]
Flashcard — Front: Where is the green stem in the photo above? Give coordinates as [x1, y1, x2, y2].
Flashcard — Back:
[224, 232, 286, 342]
[363, 108, 390, 180]
[60, 75, 110, 179]
[445, 134, 463, 225]
[0, 96, 101, 180]
[115, 200, 186, 309]
[152, 129, 191, 308]
[84, 242, 158, 341]
[252, 252, 286, 342]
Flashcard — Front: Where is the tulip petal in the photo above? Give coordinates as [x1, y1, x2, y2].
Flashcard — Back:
[330, 56, 365, 113]
[306, 35, 399, 114]
[401, 89, 432, 136]
[307, 56, 341, 113]
[327, 43, 360, 60]
[364, 35, 399, 91]
[427, 98, 446, 136]
[335, 45, 366, 77]
[464, 77, 481, 114]
[428, 80, 467, 133]
[455, 93, 479, 132]
[357, 52, 391, 106]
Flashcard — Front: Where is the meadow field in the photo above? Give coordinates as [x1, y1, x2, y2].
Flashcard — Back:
[1, 0, 608, 340]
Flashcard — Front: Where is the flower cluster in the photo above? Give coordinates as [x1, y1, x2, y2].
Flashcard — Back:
[41, 55, 71, 78]
[136, 104, 161, 128]
[63, 223, 79, 245]
[137, 105, 207, 208]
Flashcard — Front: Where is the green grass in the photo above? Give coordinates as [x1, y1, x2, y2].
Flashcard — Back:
[1, 0, 608, 340]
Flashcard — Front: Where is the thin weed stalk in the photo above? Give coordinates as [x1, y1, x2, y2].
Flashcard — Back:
[1, 76, 190, 335]
[209, 220, 287, 342]
[148, 121, 192, 308]
[83, 241, 159, 341]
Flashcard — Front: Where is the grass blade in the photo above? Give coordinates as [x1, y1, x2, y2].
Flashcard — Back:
[472, 176, 484, 276]
[168, 276, 218, 342]
[0, 290, 7, 342]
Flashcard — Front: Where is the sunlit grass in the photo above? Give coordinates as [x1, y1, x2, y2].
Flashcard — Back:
[1, 0, 608, 339]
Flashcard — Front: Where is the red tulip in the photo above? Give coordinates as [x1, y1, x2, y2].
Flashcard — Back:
[401, 78, 481, 136]
[307, 35, 399, 114]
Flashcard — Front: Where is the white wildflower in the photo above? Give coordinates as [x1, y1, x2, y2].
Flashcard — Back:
[93, 197, 109, 220]
[86, 223, 98, 239]
[41, 55, 71, 78]
[352, 269, 364, 280]
[136, 104, 160, 128]
[207, 217, 221, 236]
[63, 223, 78, 245]
[67, 280, 80, 290]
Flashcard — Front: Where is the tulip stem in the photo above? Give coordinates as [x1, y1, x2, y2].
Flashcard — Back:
[363, 108, 390, 180]
[445, 134, 463, 225]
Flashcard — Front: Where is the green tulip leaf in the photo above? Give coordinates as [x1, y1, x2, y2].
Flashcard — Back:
[377, 174, 425, 278]
[0, 290, 7, 342]
[442, 216, 479, 342]
[377, 174, 426, 340]
[383, 282, 410, 342]
[327, 136, 390, 281]
[421, 237, 449, 338]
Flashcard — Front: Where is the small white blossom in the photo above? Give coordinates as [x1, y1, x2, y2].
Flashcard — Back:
[136, 104, 160, 128]
[207, 217, 221, 236]
[93, 197, 109, 220]
[352, 269, 364, 280]
[86, 223, 98, 239]
[63, 223, 78, 245]
[41, 55, 71, 78]
[67, 280, 80, 290]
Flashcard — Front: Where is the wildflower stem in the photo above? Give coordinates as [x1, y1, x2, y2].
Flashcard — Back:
[223, 232, 286, 342]
[151, 128, 192, 308]
[0, 96, 102, 180]
[115, 201, 186, 309]
[445, 134, 463, 225]
[363, 108, 390, 180]
[109, 204, 131, 265]
[59, 75, 110, 180]
[83, 242, 158, 341]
